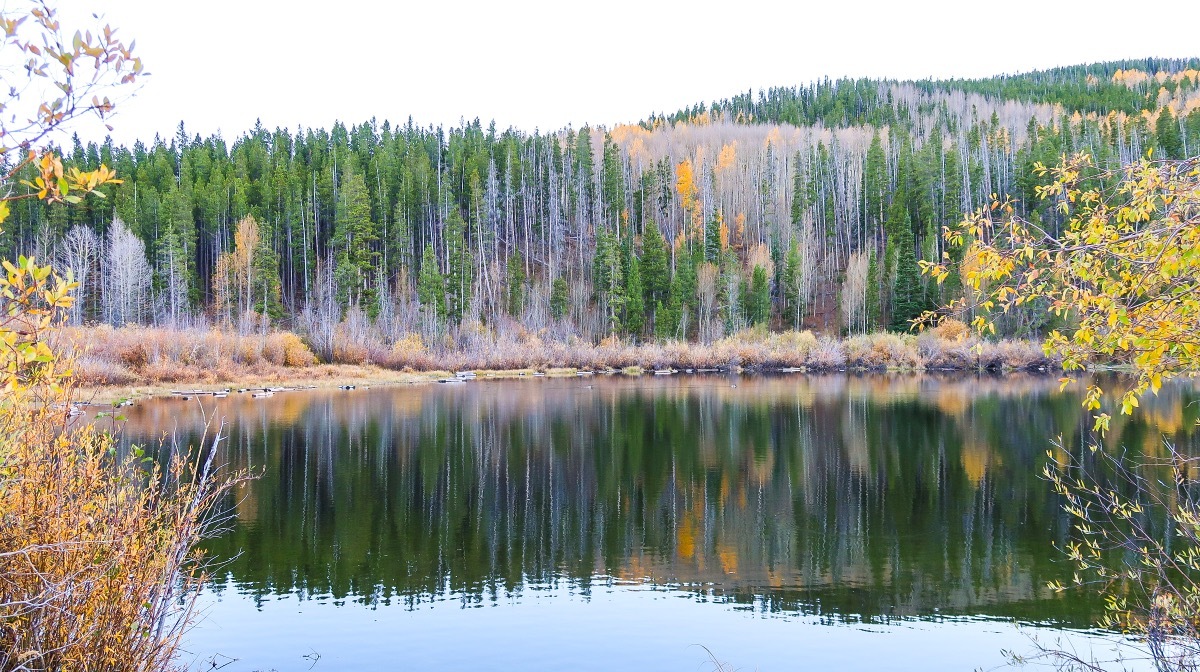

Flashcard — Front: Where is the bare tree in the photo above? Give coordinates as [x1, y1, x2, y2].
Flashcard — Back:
[841, 250, 870, 335]
[102, 217, 151, 327]
[54, 226, 101, 325]
[298, 256, 339, 362]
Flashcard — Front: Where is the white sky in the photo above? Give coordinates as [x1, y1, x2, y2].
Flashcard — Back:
[59, 0, 1200, 146]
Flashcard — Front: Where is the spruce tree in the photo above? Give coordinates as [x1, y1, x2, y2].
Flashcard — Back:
[748, 265, 770, 326]
[863, 132, 887, 227]
[653, 299, 674, 341]
[865, 248, 880, 332]
[667, 253, 696, 340]
[250, 218, 283, 320]
[640, 221, 670, 319]
[593, 228, 624, 334]
[1156, 107, 1184, 160]
[624, 253, 645, 337]
[782, 240, 802, 327]
[704, 212, 723, 263]
[550, 277, 569, 320]
[444, 209, 473, 324]
[506, 250, 525, 317]
[333, 157, 378, 307]
[890, 226, 921, 331]
[417, 243, 446, 320]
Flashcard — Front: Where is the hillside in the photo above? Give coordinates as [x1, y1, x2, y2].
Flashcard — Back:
[7, 59, 1200, 354]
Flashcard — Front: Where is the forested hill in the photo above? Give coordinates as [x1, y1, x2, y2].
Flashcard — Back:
[649, 58, 1200, 128]
[8, 60, 1200, 346]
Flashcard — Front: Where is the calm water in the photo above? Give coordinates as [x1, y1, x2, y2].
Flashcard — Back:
[110, 373, 1200, 671]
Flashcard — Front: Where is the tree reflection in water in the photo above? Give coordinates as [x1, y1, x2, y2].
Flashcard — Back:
[113, 373, 1200, 627]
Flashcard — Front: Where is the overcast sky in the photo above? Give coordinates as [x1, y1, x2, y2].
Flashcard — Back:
[59, 0, 1200, 146]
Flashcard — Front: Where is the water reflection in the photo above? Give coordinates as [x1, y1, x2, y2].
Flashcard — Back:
[114, 373, 1200, 628]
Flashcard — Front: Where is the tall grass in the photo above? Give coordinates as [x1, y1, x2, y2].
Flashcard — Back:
[58, 319, 1057, 385]
[60, 325, 317, 386]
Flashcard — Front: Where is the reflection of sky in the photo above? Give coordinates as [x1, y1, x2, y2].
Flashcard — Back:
[185, 578, 1134, 672]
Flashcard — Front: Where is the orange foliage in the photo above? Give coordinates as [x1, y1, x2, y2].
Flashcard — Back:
[675, 159, 698, 214]
[716, 142, 738, 172]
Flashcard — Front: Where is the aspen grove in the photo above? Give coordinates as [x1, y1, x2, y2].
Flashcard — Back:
[6, 58, 1200, 349]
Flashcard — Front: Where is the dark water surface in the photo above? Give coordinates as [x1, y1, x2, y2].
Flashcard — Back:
[113, 373, 1200, 671]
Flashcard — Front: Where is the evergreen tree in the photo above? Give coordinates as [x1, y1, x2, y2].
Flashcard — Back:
[865, 248, 880, 332]
[782, 240, 803, 327]
[653, 299, 674, 341]
[159, 183, 195, 321]
[1156, 106, 1184, 160]
[890, 226, 922, 331]
[250, 218, 283, 319]
[640, 221, 670, 320]
[662, 249, 700, 338]
[863, 131, 887, 227]
[593, 228, 624, 334]
[506, 250, 525, 317]
[416, 243, 446, 319]
[333, 157, 378, 307]
[444, 209, 473, 324]
[704, 212, 723, 263]
[748, 265, 770, 326]
[601, 133, 624, 227]
[550, 277, 569, 320]
[624, 253, 645, 337]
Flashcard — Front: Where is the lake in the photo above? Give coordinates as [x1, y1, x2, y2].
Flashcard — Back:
[110, 373, 1200, 671]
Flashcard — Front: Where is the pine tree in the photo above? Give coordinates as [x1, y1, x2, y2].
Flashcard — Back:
[1156, 106, 1184, 160]
[890, 226, 921, 331]
[782, 240, 802, 327]
[865, 248, 880, 332]
[704, 211, 723, 263]
[333, 157, 378, 307]
[640, 221, 670, 322]
[748, 265, 770, 326]
[863, 131, 887, 227]
[416, 242, 446, 320]
[506, 250, 525, 317]
[624, 253, 645, 337]
[444, 209, 474, 324]
[550, 277, 569, 320]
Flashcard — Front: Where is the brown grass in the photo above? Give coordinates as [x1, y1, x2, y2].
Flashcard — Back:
[58, 325, 320, 386]
[55, 325, 1060, 393]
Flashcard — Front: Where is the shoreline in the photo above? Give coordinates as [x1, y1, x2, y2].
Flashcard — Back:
[56, 322, 1076, 404]
[71, 360, 1063, 405]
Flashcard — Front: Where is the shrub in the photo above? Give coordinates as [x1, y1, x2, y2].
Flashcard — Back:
[280, 332, 317, 367]
[0, 255, 241, 672]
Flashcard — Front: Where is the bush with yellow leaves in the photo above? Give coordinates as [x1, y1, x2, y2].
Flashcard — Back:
[0, 257, 241, 671]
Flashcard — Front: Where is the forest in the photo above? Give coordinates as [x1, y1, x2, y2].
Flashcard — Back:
[7, 57, 1200, 362]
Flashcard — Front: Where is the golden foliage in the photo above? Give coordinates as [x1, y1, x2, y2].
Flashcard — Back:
[0, 408, 235, 671]
[716, 142, 737, 173]
[923, 154, 1200, 431]
[0, 8, 240, 663]
[675, 159, 698, 214]
[280, 332, 317, 367]
[0, 256, 242, 670]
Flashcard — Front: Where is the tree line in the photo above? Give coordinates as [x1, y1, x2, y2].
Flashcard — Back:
[3, 60, 1199, 347]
